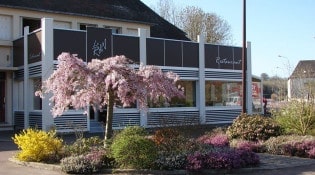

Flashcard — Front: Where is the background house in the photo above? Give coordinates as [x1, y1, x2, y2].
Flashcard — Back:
[288, 60, 315, 101]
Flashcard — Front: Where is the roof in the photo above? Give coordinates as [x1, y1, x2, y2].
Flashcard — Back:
[0, 0, 189, 41]
[290, 60, 315, 79]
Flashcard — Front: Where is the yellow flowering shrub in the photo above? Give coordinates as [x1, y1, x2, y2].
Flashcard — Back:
[12, 128, 63, 162]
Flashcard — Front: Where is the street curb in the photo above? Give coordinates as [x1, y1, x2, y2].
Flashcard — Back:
[8, 154, 315, 175]
[9, 158, 62, 172]
[8, 157, 261, 175]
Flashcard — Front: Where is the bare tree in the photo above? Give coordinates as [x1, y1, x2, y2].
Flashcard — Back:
[152, 0, 181, 27]
[204, 13, 231, 44]
[152, 1, 232, 44]
[179, 6, 232, 44]
[178, 6, 205, 42]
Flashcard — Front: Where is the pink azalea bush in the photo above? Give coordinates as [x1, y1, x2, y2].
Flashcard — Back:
[196, 133, 229, 147]
[186, 148, 259, 171]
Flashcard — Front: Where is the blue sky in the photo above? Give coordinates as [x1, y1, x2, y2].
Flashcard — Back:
[141, 0, 315, 78]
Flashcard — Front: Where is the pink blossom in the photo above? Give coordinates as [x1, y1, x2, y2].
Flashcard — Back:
[37, 52, 184, 116]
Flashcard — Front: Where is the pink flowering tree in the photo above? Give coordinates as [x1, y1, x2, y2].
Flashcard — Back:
[38, 52, 184, 140]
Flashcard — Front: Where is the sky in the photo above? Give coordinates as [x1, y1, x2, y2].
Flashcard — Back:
[141, 0, 315, 78]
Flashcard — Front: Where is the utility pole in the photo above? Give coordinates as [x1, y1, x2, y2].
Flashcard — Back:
[242, 0, 247, 113]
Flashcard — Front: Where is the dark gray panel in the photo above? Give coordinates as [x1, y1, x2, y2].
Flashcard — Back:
[13, 38, 24, 67]
[54, 29, 86, 61]
[86, 27, 112, 62]
[183, 42, 199, 68]
[165, 40, 182, 67]
[28, 31, 42, 64]
[217, 46, 234, 69]
[146, 38, 164, 66]
[205, 44, 219, 68]
[233, 47, 242, 70]
[113, 35, 140, 63]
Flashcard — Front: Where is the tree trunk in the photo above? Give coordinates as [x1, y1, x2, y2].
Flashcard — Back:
[105, 90, 114, 141]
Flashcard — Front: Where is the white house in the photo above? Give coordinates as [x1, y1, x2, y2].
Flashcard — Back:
[288, 60, 315, 101]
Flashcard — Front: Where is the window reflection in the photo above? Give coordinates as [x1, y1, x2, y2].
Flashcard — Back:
[148, 81, 196, 108]
[205, 81, 242, 107]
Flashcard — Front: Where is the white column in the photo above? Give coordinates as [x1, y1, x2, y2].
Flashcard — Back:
[12, 15, 20, 39]
[138, 28, 147, 127]
[41, 18, 54, 131]
[138, 28, 147, 65]
[198, 34, 206, 124]
[23, 26, 29, 129]
[246, 42, 253, 114]
[287, 79, 292, 100]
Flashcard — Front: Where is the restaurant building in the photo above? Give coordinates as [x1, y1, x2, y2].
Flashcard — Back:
[0, 0, 262, 132]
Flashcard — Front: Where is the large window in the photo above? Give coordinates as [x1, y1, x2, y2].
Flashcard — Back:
[205, 81, 242, 107]
[22, 18, 41, 34]
[252, 81, 262, 112]
[79, 23, 97, 30]
[104, 26, 122, 34]
[17, 81, 24, 110]
[32, 78, 42, 110]
[149, 81, 196, 108]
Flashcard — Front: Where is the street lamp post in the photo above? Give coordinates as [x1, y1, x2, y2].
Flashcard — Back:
[278, 55, 291, 101]
[278, 55, 291, 77]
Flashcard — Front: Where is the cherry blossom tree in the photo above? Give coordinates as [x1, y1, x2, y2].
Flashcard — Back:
[38, 52, 184, 140]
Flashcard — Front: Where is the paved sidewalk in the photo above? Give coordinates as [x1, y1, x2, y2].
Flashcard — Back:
[2, 130, 315, 175]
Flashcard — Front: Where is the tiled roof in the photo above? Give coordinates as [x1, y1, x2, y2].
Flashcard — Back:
[0, 0, 189, 40]
[290, 60, 315, 78]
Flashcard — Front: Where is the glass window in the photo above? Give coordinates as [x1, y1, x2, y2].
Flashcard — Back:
[149, 81, 196, 108]
[104, 26, 122, 34]
[17, 81, 24, 110]
[79, 23, 97, 30]
[22, 18, 41, 34]
[252, 81, 262, 112]
[33, 78, 42, 110]
[205, 81, 242, 107]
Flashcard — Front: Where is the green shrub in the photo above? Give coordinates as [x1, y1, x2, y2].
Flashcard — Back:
[111, 135, 157, 169]
[111, 126, 157, 169]
[12, 128, 63, 163]
[64, 136, 103, 156]
[226, 113, 282, 141]
[114, 126, 147, 139]
[273, 100, 315, 135]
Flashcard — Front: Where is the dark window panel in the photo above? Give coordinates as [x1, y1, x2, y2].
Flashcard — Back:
[146, 38, 164, 66]
[183, 42, 199, 68]
[165, 40, 182, 67]
[54, 29, 86, 61]
[205, 44, 219, 69]
[113, 35, 140, 63]
[13, 38, 24, 67]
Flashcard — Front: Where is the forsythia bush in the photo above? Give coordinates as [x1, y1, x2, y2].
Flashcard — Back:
[12, 128, 63, 162]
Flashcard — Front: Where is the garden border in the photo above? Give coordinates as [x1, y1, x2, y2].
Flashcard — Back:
[9, 153, 315, 174]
